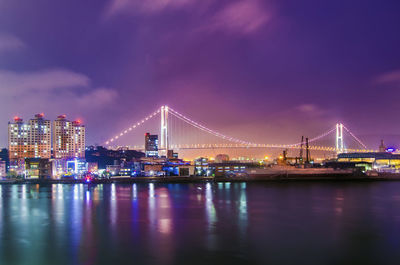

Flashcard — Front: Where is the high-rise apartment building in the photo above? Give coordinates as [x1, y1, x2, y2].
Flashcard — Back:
[53, 115, 74, 159]
[8, 114, 85, 161]
[29, 114, 51, 159]
[72, 120, 85, 158]
[8, 114, 51, 160]
[8, 117, 29, 161]
[53, 115, 85, 159]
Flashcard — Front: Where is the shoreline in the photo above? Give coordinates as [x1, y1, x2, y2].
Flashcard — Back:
[1, 173, 400, 184]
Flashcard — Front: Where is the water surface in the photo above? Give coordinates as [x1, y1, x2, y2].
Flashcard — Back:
[0, 182, 399, 265]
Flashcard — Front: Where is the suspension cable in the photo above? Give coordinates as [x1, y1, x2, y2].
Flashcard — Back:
[105, 108, 161, 145]
[342, 125, 367, 149]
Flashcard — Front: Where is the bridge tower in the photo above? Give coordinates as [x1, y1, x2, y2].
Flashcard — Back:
[160, 105, 169, 153]
[336, 123, 344, 153]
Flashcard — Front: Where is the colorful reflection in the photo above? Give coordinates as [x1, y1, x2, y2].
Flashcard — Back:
[0, 183, 397, 265]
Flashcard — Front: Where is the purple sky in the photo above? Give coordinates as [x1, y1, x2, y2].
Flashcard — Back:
[1, 0, 400, 150]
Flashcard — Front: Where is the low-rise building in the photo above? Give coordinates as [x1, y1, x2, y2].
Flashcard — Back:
[194, 157, 210, 176]
[9, 159, 25, 177]
[337, 152, 400, 172]
[144, 164, 164, 176]
[25, 158, 52, 179]
[209, 162, 254, 177]
[88, 162, 98, 174]
[0, 160, 6, 178]
[106, 165, 121, 176]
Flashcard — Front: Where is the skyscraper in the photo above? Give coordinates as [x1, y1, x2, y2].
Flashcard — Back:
[72, 120, 85, 158]
[145, 133, 158, 157]
[29, 114, 51, 159]
[8, 114, 85, 162]
[8, 114, 51, 161]
[53, 115, 85, 159]
[8, 116, 29, 161]
[53, 115, 74, 159]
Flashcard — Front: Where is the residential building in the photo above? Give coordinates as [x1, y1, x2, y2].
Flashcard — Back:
[72, 120, 85, 158]
[8, 117, 30, 161]
[53, 115, 85, 159]
[28, 114, 51, 159]
[8, 114, 51, 161]
[53, 115, 75, 159]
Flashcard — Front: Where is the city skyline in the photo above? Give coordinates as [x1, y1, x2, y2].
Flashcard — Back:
[1, 0, 400, 148]
[1, 2, 400, 264]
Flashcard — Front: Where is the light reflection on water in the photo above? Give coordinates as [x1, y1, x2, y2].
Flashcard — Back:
[0, 182, 400, 265]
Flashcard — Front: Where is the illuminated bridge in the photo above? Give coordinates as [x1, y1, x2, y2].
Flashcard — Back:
[105, 105, 374, 153]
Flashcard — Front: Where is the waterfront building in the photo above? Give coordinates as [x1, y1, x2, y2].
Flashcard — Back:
[145, 133, 159, 157]
[9, 159, 25, 177]
[8, 114, 51, 161]
[105, 160, 142, 177]
[0, 160, 6, 178]
[106, 165, 121, 176]
[144, 164, 164, 176]
[25, 158, 52, 179]
[177, 165, 195, 176]
[209, 162, 252, 177]
[53, 115, 85, 159]
[0, 149, 9, 171]
[337, 152, 400, 172]
[88, 162, 98, 174]
[66, 158, 88, 176]
[194, 157, 210, 176]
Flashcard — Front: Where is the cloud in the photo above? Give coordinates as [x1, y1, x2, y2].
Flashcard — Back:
[376, 69, 400, 84]
[205, 0, 270, 34]
[106, 0, 196, 16]
[0, 34, 25, 53]
[105, 0, 271, 35]
[0, 69, 90, 94]
[0, 67, 119, 145]
[296, 104, 327, 117]
[297, 104, 319, 113]
[0, 68, 118, 114]
[77, 87, 118, 106]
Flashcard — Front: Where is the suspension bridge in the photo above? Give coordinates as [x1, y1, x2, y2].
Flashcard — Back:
[105, 105, 374, 154]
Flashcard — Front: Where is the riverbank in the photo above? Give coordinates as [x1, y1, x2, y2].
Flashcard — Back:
[1, 172, 400, 184]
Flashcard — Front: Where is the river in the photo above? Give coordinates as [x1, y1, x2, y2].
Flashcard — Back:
[0, 182, 399, 265]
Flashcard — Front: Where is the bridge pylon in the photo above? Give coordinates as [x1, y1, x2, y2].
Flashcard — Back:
[336, 123, 344, 153]
[160, 105, 169, 155]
